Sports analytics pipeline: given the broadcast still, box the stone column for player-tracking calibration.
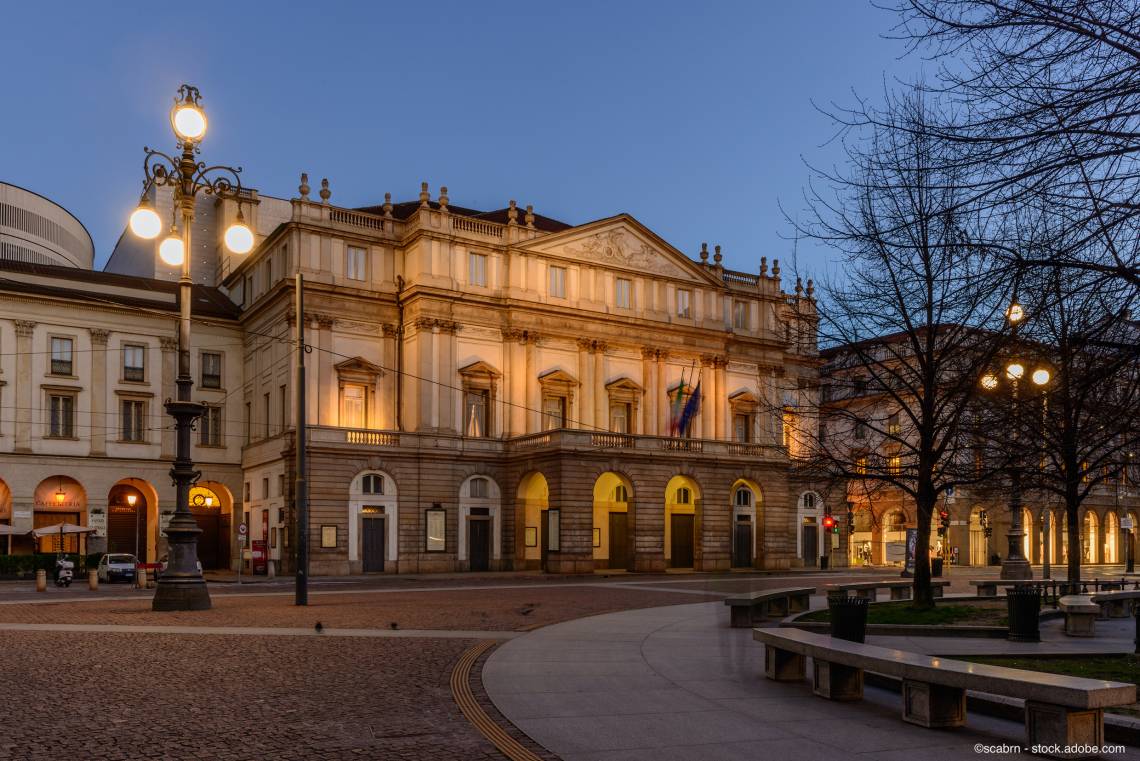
[593,341,607,431]
[159,336,178,458]
[414,318,435,431]
[436,321,458,433]
[88,328,110,456]
[655,351,668,435]
[381,324,398,430]
[699,355,716,439]
[641,347,657,436]
[316,315,336,426]
[525,334,540,433]
[501,329,525,437]
[13,321,35,453]
[714,356,727,441]
[576,338,594,429]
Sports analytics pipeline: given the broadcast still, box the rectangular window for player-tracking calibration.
[278,474,285,497]
[346,246,366,281]
[280,384,288,430]
[263,256,273,289]
[543,396,566,430]
[615,278,632,309]
[122,344,145,382]
[549,266,566,298]
[263,392,271,438]
[469,252,487,287]
[464,389,489,437]
[676,289,691,319]
[120,399,146,442]
[244,402,251,444]
[854,418,867,440]
[262,477,270,499]
[341,384,366,428]
[243,482,251,502]
[200,405,222,446]
[887,455,902,475]
[733,301,748,330]
[887,412,901,435]
[244,275,253,304]
[854,455,868,475]
[48,394,74,438]
[734,413,752,443]
[50,337,73,376]
[609,402,630,433]
[201,352,222,389]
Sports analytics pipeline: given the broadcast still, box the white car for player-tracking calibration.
[97,554,138,583]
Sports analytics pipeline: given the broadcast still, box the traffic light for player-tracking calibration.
[822,514,837,534]
[938,510,950,537]
[847,510,856,535]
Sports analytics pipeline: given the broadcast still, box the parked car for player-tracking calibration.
[97,553,138,583]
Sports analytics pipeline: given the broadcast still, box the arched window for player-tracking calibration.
[470,477,489,499]
[676,487,691,505]
[613,484,629,502]
[802,493,816,509]
[735,488,752,507]
[888,512,906,531]
[361,474,384,495]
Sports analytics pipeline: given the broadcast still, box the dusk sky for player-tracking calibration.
[1,1,922,280]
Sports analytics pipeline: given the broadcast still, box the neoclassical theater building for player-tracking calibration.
[0,176,827,574]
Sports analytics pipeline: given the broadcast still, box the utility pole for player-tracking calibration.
[294,273,308,606]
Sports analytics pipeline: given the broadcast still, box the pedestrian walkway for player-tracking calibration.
[483,601,1140,760]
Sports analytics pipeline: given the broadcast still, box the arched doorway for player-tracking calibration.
[1060,512,1069,563]
[882,510,907,566]
[1039,509,1057,566]
[665,475,701,569]
[107,480,155,561]
[969,507,989,567]
[1105,511,1119,564]
[592,472,633,571]
[733,480,761,569]
[517,472,550,571]
[796,491,821,567]
[460,475,501,572]
[1021,508,1034,563]
[188,483,231,570]
[1084,511,1099,564]
[0,479,11,555]
[349,470,397,573]
[33,477,87,554]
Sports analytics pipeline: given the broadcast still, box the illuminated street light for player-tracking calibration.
[1005,362,1024,380]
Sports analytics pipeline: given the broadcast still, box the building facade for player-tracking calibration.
[0,177,826,575]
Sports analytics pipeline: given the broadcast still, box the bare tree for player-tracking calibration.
[792,92,1012,607]
[885,0,1140,289]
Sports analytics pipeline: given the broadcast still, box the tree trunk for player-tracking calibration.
[912,488,936,608]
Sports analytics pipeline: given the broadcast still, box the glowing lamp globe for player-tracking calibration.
[172,104,207,142]
[129,204,162,239]
[1006,303,1025,324]
[1005,363,1025,380]
[1032,368,1051,386]
[224,220,254,254]
[159,233,185,266]
[126,493,137,507]
[980,374,998,390]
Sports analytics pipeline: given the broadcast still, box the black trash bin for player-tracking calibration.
[829,596,870,643]
[931,558,944,578]
[1006,586,1041,642]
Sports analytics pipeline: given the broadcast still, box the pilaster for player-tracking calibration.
[89,328,110,455]
[13,320,35,453]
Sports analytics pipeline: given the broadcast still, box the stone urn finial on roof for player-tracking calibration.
[319,178,331,204]
[298,172,310,201]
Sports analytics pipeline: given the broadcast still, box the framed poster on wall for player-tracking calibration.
[426,506,446,552]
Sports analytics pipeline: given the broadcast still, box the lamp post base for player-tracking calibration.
[1000,557,1033,580]
[152,576,211,611]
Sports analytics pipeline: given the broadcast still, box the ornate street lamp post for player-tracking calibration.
[980,301,1050,580]
[129,84,254,611]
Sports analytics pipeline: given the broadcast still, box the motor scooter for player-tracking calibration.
[53,556,73,587]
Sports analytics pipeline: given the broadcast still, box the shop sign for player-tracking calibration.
[13,509,31,519]
[252,540,267,575]
[88,512,107,537]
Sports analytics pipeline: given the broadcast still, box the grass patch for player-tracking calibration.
[963,655,1140,717]
[799,600,1008,627]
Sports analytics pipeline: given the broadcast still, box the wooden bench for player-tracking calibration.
[826,579,949,602]
[1091,589,1140,620]
[724,587,814,628]
[754,627,1135,758]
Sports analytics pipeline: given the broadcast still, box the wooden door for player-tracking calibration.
[670,514,694,568]
[609,512,629,570]
[732,518,752,568]
[363,516,386,572]
[469,518,490,571]
[802,525,818,567]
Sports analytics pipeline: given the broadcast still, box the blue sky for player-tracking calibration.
[0,1,921,279]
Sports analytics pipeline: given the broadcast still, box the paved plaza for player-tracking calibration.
[0,569,1137,760]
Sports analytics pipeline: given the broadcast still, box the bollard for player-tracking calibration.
[88,570,98,591]
[135,568,146,589]
[35,569,47,593]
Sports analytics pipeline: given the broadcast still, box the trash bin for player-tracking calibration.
[819,555,830,571]
[829,596,870,643]
[931,558,944,578]
[1006,586,1041,642]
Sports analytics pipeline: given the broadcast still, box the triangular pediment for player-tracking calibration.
[538,368,578,385]
[335,357,384,378]
[605,376,644,393]
[514,215,723,285]
[458,360,502,378]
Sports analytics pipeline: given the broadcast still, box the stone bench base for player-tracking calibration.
[1026,701,1105,759]
[903,680,966,728]
[812,660,862,701]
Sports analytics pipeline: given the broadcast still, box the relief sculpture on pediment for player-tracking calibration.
[566,230,682,277]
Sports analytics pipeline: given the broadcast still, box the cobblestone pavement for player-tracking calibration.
[0,631,493,761]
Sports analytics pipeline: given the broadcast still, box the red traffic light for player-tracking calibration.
[822,515,836,529]
[939,510,949,521]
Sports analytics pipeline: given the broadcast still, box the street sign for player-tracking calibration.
[238,522,248,536]
[1123,517,1134,530]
